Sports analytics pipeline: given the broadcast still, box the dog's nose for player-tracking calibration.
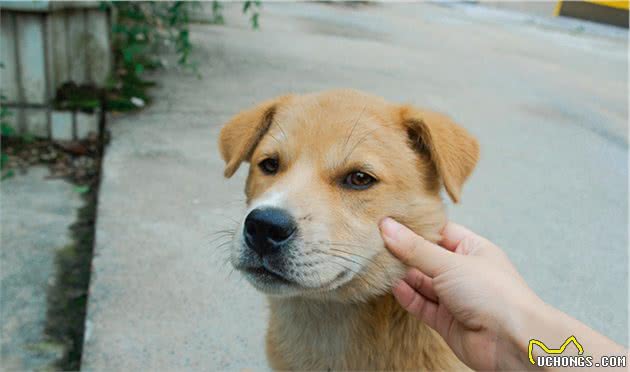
[244,207,297,256]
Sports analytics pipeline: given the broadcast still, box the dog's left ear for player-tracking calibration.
[219,95,293,177]
[400,106,479,203]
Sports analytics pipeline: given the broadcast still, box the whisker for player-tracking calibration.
[268,131,282,146]
[210,228,237,236]
[341,123,399,166]
[300,243,373,287]
[213,241,234,252]
[343,104,367,151]
[305,241,385,269]
[209,232,235,243]
[325,260,373,288]
[210,231,235,239]
[274,120,289,142]
[328,247,378,262]
[305,241,395,288]
[327,252,365,268]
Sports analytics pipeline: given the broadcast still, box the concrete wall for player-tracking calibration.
[0,2,110,139]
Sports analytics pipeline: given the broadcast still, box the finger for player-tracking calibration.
[380,217,455,277]
[441,222,503,259]
[392,280,439,330]
[403,268,438,302]
[439,222,477,251]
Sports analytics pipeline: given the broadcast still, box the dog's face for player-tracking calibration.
[219,90,478,302]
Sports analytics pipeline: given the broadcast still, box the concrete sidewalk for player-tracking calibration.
[1,167,82,370]
[82,2,628,370]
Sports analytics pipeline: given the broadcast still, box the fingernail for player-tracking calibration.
[380,217,402,241]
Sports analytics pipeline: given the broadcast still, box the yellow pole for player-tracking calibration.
[554,1,563,16]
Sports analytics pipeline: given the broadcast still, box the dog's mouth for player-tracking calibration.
[243,266,293,285]
[238,262,352,293]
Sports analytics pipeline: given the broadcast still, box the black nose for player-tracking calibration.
[244,208,297,256]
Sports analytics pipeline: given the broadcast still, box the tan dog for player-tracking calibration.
[219,89,479,370]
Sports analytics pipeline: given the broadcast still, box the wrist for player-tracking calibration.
[498,295,548,370]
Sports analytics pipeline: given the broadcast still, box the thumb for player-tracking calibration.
[380,218,456,277]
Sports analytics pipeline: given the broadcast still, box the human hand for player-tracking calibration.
[379,218,543,371]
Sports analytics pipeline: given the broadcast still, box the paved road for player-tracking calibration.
[83,3,628,370]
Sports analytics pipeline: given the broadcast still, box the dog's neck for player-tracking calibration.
[265,294,464,370]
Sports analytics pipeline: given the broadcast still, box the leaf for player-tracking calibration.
[135,63,145,75]
[1,153,8,169]
[73,185,90,194]
[251,13,259,29]
[21,133,35,143]
[111,24,129,34]
[1,123,15,137]
[0,108,13,118]
[122,43,145,63]
[1,169,14,181]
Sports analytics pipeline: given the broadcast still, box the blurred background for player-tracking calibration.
[1,1,628,370]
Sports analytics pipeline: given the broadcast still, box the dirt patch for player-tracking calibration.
[45,188,98,370]
[1,135,103,185]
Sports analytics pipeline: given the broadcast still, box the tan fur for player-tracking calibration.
[219,94,293,177]
[218,89,479,370]
[400,106,480,203]
[266,295,466,370]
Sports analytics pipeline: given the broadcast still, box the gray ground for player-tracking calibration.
[1,167,82,370]
[82,2,628,370]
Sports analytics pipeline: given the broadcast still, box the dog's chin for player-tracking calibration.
[238,265,356,298]
[241,267,300,296]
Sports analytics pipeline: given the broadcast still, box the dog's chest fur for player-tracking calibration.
[265,294,467,370]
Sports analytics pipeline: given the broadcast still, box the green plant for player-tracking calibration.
[101,1,199,111]
[102,1,263,112]
[0,62,15,137]
[53,82,102,113]
[0,153,12,180]
[1,92,15,180]
[211,1,225,24]
[0,101,14,138]
[243,0,262,29]
[73,185,90,194]
[211,0,262,29]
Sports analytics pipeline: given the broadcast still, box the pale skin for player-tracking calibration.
[379,218,628,371]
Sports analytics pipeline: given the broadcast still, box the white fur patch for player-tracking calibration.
[247,191,287,213]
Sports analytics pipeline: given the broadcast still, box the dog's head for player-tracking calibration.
[219,90,478,302]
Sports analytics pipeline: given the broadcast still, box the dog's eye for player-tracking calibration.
[258,158,279,175]
[343,171,377,190]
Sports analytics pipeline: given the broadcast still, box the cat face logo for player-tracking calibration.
[528,336,584,365]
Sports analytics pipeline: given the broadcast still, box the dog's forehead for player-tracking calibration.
[272,93,398,145]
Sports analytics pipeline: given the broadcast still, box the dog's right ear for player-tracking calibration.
[400,105,479,203]
[219,95,293,178]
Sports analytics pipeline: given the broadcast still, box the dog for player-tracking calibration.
[219,89,479,370]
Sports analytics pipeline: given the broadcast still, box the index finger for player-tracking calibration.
[380,218,456,277]
[439,222,477,251]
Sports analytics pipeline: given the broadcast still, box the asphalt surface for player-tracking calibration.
[82,2,628,370]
